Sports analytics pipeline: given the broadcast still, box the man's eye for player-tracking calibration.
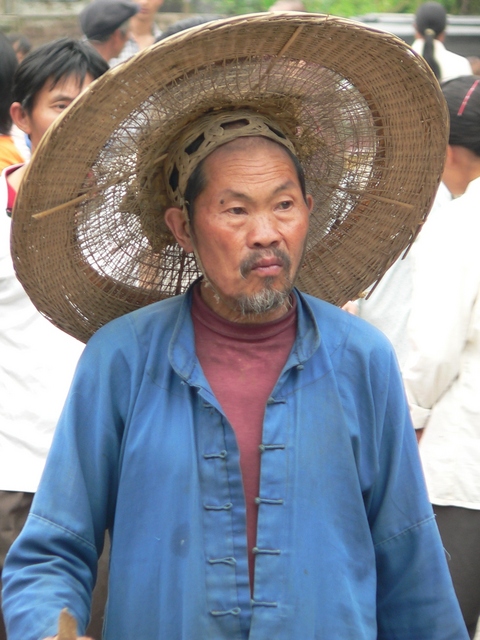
[278,200,293,210]
[229,207,245,215]
[55,102,69,110]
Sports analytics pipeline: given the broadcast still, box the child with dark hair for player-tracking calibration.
[412,2,471,81]
[0,37,108,640]
[404,75,480,638]
[0,32,23,171]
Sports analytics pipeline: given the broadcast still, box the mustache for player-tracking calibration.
[239,248,292,279]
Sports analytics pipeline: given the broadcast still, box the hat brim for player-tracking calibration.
[12,13,448,343]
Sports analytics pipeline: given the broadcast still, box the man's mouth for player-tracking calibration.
[251,257,284,276]
[240,249,291,279]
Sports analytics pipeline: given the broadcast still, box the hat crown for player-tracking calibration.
[165,110,296,208]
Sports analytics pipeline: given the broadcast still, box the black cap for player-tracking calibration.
[80,0,139,40]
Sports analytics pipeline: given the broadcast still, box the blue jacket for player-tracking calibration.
[2,289,467,639]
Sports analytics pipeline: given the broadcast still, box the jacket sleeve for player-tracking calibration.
[1,319,141,640]
[360,338,468,639]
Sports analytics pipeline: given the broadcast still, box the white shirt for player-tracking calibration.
[411,38,472,82]
[109,24,162,67]
[0,167,84,492]
[356,183,452,368]
[403,176,480,509]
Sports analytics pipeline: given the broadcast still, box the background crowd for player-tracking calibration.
[1,0,480,637]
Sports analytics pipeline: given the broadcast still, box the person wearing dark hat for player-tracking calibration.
[80,0,139,64]
[412,1,471,81]
[109,0,163,66]
[1,14,469,640]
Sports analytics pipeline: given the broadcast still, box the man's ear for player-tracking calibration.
[10,102,32,136]
[306,193,314,214]
[164,207,195,253]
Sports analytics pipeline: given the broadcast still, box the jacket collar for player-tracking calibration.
[168,285,321,391]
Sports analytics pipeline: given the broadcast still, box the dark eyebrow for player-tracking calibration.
[50,93,75,102]
[219,189,253,203]
[272,180,299,195]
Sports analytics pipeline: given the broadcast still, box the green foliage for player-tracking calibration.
[306,0,400,16]
[201,0,479,17]
[205,0,270,13]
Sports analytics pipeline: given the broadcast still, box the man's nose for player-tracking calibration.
[248,212,282,248]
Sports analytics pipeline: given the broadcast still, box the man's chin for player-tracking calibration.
[235,282,293,316]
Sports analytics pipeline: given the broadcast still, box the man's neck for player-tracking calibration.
[130,14,156,39]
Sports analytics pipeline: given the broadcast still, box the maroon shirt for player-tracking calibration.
[192,284,296,589]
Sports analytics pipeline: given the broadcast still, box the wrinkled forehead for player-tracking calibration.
[200,135,302,185]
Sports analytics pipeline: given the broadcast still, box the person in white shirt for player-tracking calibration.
[0,38,108,640]
[412,1,472,82]
[403,75,480,639]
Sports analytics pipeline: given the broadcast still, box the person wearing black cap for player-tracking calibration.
[80,0,139,65]
[412,1,471,81]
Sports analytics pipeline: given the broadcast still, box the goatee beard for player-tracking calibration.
[236,278,293,316]
[236,247,293,316]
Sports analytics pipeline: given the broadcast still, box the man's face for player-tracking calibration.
[111,28,129,59]
[169,137,313,322]
[21,73,94,151]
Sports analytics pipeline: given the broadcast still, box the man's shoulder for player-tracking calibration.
[88,294,185,350]
[300,290,392,351]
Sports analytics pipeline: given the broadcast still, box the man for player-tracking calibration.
[0,38,108,640]
[80,0,139,65]
[1,14,469,640]
[109,0,163,65]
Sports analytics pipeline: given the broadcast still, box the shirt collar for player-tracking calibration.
[168,284,321,393]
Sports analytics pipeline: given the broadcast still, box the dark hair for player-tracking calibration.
[12,37,109,114]
[0,31,18,135]
[415,2,447,79]
[8,34,32,58]
[184,138,307,221]
[442,75,480,157]
[154,15,220,43]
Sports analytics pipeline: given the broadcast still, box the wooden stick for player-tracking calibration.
[57,609,77,640]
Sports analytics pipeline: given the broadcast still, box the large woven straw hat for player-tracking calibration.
[11,13,448,343]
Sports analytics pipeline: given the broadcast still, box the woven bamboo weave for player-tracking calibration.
[11,12,448,343]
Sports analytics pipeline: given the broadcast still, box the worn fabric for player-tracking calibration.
[2,288,468,640]
[412,38,472,82]
[0,167,84,493]
[404,176,480,508]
